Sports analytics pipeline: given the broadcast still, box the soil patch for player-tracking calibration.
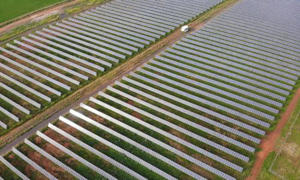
[247,88,300,179]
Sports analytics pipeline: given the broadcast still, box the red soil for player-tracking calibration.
[247,88,300,179]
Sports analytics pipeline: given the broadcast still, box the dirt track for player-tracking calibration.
[0,0,79,34]
[247,88,300,180]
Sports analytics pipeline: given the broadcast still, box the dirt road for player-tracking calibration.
[247,88,300,180]
[0,0,79,34]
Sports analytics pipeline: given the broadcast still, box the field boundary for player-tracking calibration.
[0,0,70,28]
[247,88,300,180]
[268,105,300,179]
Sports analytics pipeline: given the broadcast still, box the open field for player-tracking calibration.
[258,96,300,180]
[0,0,299,179]
[0,0,224,136]
[0,0,66,23]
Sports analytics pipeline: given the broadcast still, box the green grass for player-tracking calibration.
[0,0,65,23]
[0,14,60,42]
[258,98,300,180]
[0,162,21,180]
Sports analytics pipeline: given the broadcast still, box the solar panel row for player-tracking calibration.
[3,0,299,179]
[1,0,215,129]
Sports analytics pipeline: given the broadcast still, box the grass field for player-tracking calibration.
[259,98,300,180]
[0,0,65,23]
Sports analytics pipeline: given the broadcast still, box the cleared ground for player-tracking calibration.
[258,94,300,180]
[0,0,65,23]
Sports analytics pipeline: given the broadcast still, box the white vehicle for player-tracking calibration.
[181,25,190,32]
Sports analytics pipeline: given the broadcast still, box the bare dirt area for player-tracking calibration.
[282,142,300,158]
[247,88,300,180]
[0,0,79,35]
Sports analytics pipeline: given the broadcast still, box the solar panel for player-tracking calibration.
[12,148,58,180]
[220,13,300,38]
[50,25,132,55]
[61,20,144,48]
[174,43,293,92]
[2,46,79,85]
[108,2,186,22]
[124,0,201,15]
[0,94,30,115]
[61,111,176,180]
[87,10,167,36]
[31,32,114,66]
[0,106,19,122]
[145,62,278,114]
[183,36,298,82]
[211,18,300,45]
[76,102,234,179]
[197,29,300,63]
[37,131,117,180]
[205,23,300,53]
[115,80,259,147]
[0,121,7,129]
[0,52,71,90]
[24,139,87,180]
[111,0,191,21]
[22,36,105,72]
[104,3,184,24]
[78,14,157,41]
[169,47,290,96]
[99,5,179,27]
[132,0,204,13]
[203,27,298,56]
[190,30,300,77]
[0,82,41,109]
[165,48,286,101]
[7,43,88,81]
[43,30,122,61]
[3,0,299,178]
[14,40,96,76]
[91,8,174,30]
[204,25,300,57]
[68,17,150,45]
[212,18,300,46]
[190,32,300,68]
[90,96,243,171]
[156,55,282,107]
[0,156,29,180]
[132,70,273,123]
[0,72,51,102]
[49,120,146,180]
[98,91,250,161]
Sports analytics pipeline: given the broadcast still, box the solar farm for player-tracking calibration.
[0,0,223,132]
[0,0,300,179]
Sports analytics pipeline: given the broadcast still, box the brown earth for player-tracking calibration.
[283,142,300,158]
[247,88,300,180]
